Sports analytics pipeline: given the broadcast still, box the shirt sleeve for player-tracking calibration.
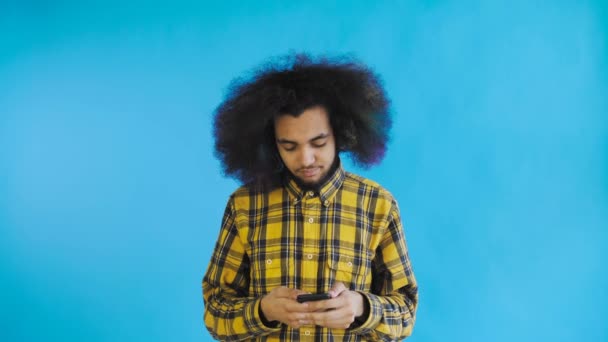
[349,200,419,340]
[202,197,281,341]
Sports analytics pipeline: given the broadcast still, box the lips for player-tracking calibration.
[299,167,320,178]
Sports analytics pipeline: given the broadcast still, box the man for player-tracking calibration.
[203,54,418,341]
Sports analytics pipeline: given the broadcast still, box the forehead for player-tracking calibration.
[274,106,332,140]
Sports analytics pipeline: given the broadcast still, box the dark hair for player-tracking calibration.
[213,53,392,188]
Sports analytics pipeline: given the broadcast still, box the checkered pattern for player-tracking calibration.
[203,166,418,341]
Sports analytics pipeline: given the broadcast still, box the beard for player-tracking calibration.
[288,157,340,191]
[294,171,326,188]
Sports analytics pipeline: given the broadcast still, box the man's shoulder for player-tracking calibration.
[230,184,255,197]
[228,183,283,200]
[343,171,395,200]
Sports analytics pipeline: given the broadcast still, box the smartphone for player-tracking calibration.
[296,293,331,303]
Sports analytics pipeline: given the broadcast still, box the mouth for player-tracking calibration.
[299,167,320,178]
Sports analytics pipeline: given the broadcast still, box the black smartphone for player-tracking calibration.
[296,293,331,303]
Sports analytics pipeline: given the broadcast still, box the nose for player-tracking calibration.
[299,146,315,167]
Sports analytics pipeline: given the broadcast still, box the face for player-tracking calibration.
[274,106,336,187]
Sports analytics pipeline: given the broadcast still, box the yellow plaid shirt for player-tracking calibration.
[203,165,418,341]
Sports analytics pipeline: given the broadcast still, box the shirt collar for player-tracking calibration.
[284,159,345,206]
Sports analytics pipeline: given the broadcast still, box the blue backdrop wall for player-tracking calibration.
[1,1,606,341]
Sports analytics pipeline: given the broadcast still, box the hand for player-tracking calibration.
[260,286,312,328]
[305,282,366,329]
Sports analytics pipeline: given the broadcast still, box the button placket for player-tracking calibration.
[301,194,321,293]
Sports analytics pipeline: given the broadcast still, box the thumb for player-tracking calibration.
[328,282,347,298]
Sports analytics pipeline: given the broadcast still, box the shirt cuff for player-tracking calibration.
[347,292,383,334]
[243,298,282,335]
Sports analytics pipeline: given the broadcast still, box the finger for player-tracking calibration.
[328,282,347,297]
[290,289,310,301]
[305,298,334,312]
[309,309,341,328]
[307,292,349,312]
[311,307,354,329]
[272,286,293,298]
[298,319,314,326]
[285,300,311,313]
[287,312,314,328]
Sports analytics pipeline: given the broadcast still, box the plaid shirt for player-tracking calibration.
[203,165,418,341]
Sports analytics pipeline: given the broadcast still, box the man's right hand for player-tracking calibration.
[260,287,313,328]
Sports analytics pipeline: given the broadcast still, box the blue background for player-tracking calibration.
[1,1,607,341]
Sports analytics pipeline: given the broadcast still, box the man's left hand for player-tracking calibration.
[304,282,366,329]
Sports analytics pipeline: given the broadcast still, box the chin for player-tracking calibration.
[298,178,319,187]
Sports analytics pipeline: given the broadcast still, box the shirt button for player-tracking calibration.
[323,200,330,206]
[347,261,353,267]
[307,254,313,260]
[304,330,311,336]
[266,259,272,265]
[307,191,314,197]
[308,217,314,223]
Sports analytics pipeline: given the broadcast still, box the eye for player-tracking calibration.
[312,138,327,148]
[282,145,296,152]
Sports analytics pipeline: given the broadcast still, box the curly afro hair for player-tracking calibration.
[213,53,392,188]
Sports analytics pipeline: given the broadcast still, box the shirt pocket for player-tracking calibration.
[326,250,373,291]
[251,249,284,295]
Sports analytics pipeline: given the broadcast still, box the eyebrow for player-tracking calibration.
[276,133,330,145]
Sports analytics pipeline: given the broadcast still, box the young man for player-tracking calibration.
[203,54,418,341]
